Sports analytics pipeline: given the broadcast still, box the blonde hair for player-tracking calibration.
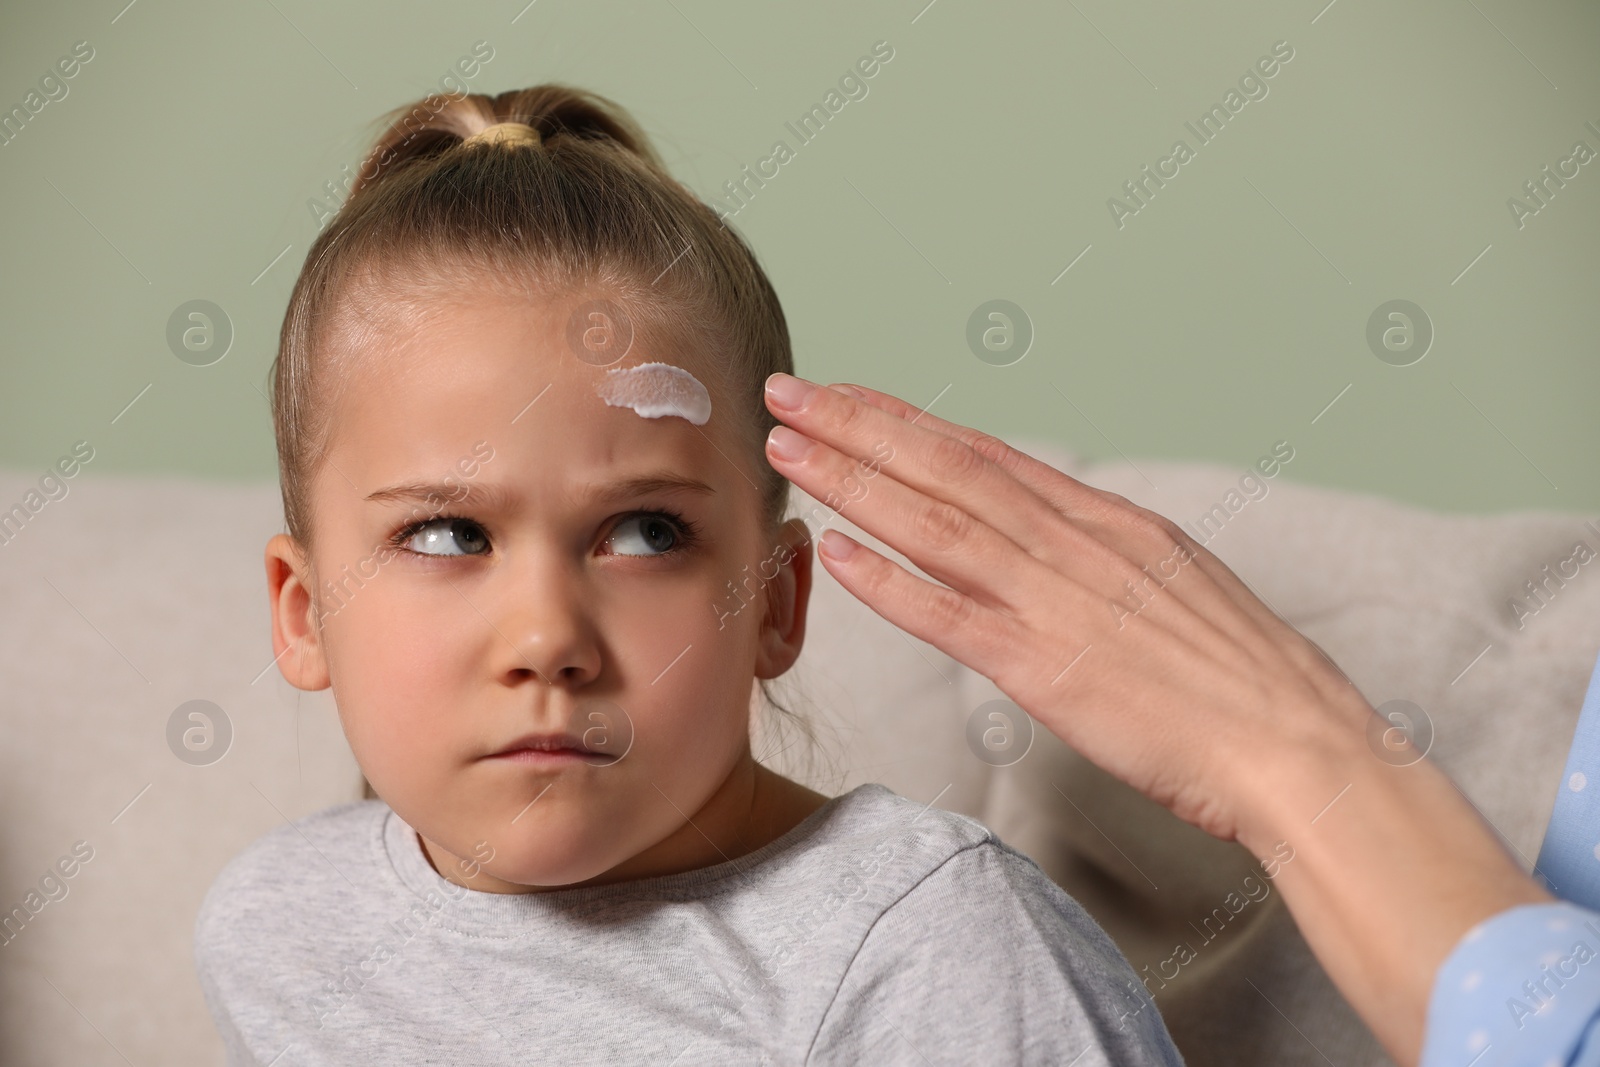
[269,85,824,799]
[271,84,794,556]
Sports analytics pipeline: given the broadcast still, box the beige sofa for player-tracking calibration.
[3,438,1593,1066]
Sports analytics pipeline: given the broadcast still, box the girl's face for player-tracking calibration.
[265,287,813,891]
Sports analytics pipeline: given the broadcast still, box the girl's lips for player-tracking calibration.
[483,724,626,766]
[486,746,618,767]
[489,747,584,764]
[484,730,591,758]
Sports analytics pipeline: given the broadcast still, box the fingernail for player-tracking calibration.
[765,372,817,411]
[829,384,866,400]
[819,529,858,561]
[767,425,813,462]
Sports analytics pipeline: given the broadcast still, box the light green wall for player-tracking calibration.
[2,0,1596,512]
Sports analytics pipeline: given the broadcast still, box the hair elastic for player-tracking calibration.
[463,121,542,148]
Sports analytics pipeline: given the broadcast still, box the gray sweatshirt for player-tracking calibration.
[193,782,1185,1065]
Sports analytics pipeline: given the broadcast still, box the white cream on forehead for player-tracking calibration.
[593,361,712,426]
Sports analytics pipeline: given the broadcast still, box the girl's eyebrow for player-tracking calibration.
[364,472,716,510]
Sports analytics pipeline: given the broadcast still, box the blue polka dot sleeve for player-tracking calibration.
[1421,902,1600,1067]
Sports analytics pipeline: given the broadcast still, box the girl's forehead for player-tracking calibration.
[321,298,739,504]
[342,329,718,441]
[339,287,718,404]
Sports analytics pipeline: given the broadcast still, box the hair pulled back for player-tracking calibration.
[270,84,794,554]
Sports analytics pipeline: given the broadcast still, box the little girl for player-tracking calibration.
[193,83,1185,1066]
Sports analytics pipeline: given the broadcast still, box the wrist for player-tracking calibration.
[1228,696,1552,1064]
[1228,688,1373,863]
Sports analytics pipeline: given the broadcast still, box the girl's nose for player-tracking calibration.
[486,566,602,689]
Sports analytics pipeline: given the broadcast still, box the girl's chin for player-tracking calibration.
[441,824,650,889]
[473,851,640,892]
[416,791,702,890]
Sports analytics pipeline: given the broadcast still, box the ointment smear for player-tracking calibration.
[594,362,712,425]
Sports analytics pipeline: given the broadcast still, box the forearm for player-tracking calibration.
[1236,718,1552,1067]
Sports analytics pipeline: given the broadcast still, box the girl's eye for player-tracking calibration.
[605,511,698,558]
[392,517,490,557]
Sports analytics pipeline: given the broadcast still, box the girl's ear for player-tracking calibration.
[265,533,332,691]
[754,518,814,681]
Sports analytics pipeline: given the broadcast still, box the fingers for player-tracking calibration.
[825,379,1242,611]
[821,378,1298,665]
[814,527,1052,691]
[772,407,1257,679]
[814,525,1255,744]
[825,381,1130,518]
[770,376,1080,574]
[798,380,1259,650]
[768,410,1064,616]
[775,377,1187,633]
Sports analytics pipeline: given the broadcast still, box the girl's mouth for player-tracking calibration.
[483,731,617,767]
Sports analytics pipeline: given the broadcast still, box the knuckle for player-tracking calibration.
[1106,496,1170,542]
[1100,489,1139,518]
[966,431,1011,466]
[1151,519,1201,563]
[921,584,976,632]
[1097,487,1135,509]
[928,433,985,486]
[1081,487,1135,525]
[1108,556,1156,595]
[1157,516,1200,557]
[912,499,972,553]
[1134,506,1186,545]
[828,388,874,438]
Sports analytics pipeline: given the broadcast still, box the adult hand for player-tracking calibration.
[761,370,1362,850]
[760,371,1552,1067]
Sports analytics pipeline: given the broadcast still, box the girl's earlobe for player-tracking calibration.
[753,520,814,680]
[264,534,333,691]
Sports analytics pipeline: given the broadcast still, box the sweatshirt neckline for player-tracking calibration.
[380,784,880,927]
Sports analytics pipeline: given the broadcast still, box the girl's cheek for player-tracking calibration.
[331,593,471,692]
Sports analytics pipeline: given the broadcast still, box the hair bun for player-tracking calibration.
[349,83,666,202]
[463,121,542,149]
